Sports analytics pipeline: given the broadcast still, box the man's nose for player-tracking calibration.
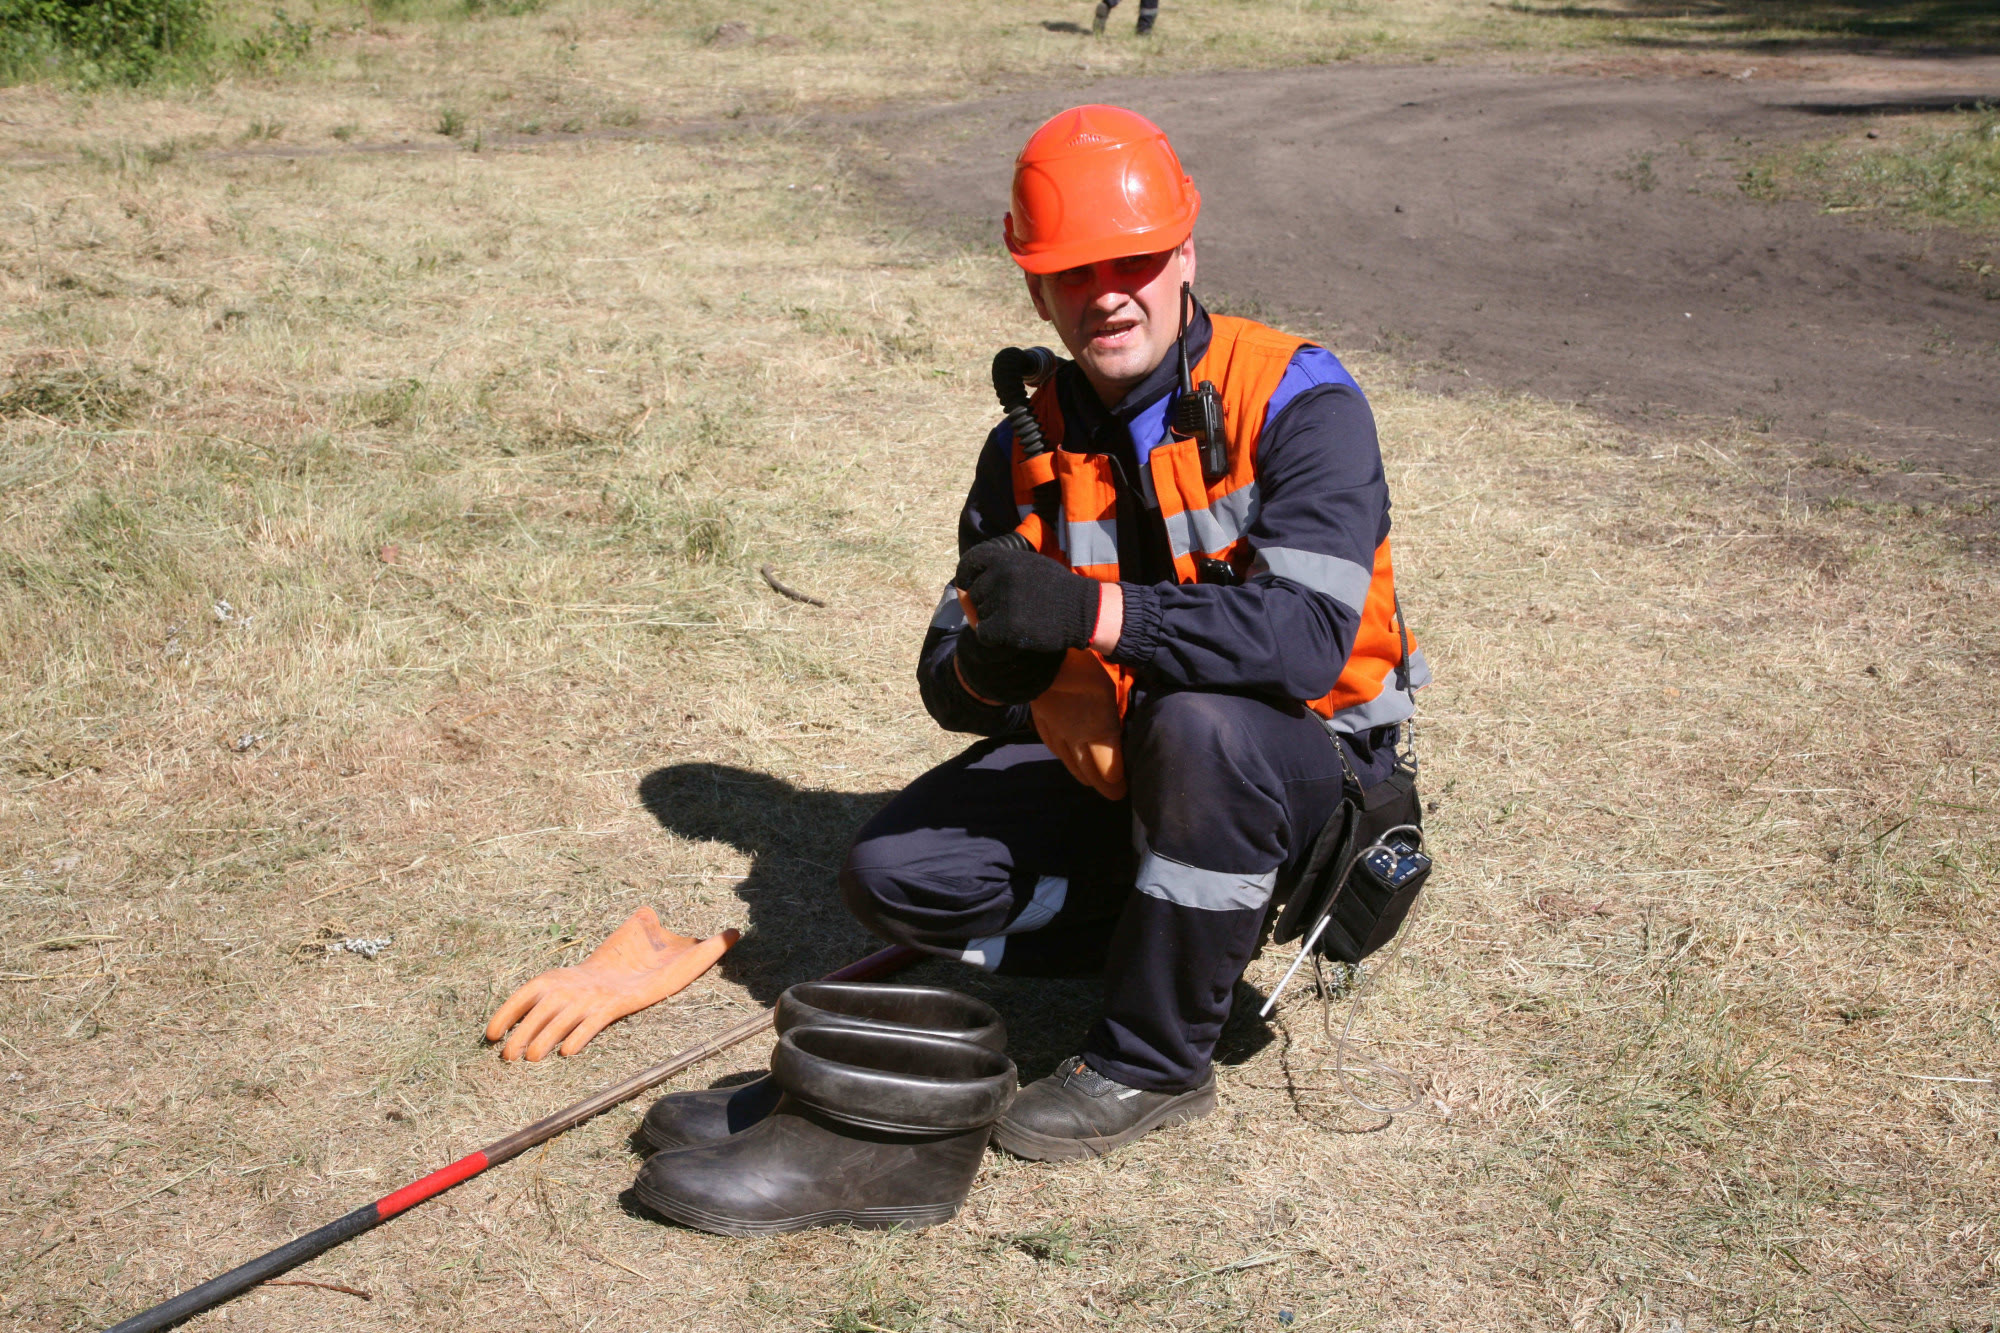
[1086,271,1130,307]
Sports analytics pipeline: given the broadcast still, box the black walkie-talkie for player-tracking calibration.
[1170,282,1228,484]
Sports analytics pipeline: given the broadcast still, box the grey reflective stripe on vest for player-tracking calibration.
[1250,546,1373,613]
[1059,515,1119,568]
[1323,647,1431,735]
[1165,483,1260,560]
[929,584,968,630]
[1406,645,1433,690]
[1134,849,1278,913]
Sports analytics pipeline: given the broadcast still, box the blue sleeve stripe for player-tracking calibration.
[1262,346,1363,435]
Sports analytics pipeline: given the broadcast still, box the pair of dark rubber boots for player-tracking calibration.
[630,983,1014,1236]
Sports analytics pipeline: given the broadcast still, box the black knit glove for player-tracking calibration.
[954,540,1101,655]
[953,634,1065,706]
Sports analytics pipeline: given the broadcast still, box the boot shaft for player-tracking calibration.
[634,1026,1018,1236]
[776,982,1006,1051]
[773,1026,1016,1135]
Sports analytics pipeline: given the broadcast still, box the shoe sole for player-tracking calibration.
[631,1184,961,1237]
[990,1080,1217,1162]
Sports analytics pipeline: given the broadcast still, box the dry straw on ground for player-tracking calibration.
[3,11,1997,1333]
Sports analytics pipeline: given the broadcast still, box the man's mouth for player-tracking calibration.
[1087,318,1140,349]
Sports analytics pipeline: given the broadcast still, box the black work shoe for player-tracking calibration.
[636,983,1006,1153]
[1134,11,1155,34]
[632,1026,1017,1236]
[992,1056,1215,1161]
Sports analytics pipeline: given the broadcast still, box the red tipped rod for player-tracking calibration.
[104,944,923,1333]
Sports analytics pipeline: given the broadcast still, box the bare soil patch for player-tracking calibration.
[876,57,2000,481]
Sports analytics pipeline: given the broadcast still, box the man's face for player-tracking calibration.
[1027,237,1195,406]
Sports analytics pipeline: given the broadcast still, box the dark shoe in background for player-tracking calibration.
[1092,0,1110,34]
[633,1026,1017,1236]
[636,982,1006,1153]
[992,1055,1214,1161]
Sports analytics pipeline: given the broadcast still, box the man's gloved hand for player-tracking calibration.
[955,538,1101,655]
[955,633,1065,706]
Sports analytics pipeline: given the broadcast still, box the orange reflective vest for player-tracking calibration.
[1007,315,1420,736]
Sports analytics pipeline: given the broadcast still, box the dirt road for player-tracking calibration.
[875,57,1999,477]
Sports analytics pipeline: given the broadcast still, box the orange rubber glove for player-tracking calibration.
[1031,648,1128,801]
[485,907,740,1062]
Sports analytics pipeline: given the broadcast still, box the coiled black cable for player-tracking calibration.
[991,346,1062,530]
[991,345,1059,458]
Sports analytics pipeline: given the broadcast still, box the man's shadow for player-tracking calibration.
[635,762,1274,1083]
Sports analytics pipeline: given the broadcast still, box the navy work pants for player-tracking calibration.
[840,690,1365,1092]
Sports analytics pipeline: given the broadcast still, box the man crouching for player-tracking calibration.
[840,105,1428,1160]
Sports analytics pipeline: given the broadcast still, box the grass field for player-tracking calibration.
[3,4,1999,1331]
[1745,106,2000,241]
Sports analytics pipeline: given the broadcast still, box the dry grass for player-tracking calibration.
[1743,107,2000,248]
[3,15,1998,1333]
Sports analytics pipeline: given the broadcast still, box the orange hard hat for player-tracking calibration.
[1003,105,1201,275]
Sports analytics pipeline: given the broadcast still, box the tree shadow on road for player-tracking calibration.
[1503,0,1999,55]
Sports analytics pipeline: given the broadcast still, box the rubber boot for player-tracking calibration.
[632,1026,1017,1236]
[636,983,1005,1153]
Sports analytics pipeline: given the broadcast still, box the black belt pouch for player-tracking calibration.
[1269,763,1423,965]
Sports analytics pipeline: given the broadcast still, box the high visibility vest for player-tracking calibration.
[1006,315,1421,736]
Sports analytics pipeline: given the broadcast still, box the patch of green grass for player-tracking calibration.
[58,489,194,595]
[0,365,149,423]
[1745,109,2000,233]
[229,6,311,71]
[0,0,213,86]
[1,0,313,86]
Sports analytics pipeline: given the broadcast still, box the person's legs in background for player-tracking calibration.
[1091,0,1158,35]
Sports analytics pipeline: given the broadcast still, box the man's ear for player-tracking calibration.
[1025,271,1053,323]
[1180,235,1197,288]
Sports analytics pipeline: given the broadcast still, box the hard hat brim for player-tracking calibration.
[1005,199,1199,275]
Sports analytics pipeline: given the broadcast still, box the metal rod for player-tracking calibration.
[104,944,924,1332]
[1259,914,1332,1018]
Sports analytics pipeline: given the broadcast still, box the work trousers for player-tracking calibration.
[839,689,1360,1092]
